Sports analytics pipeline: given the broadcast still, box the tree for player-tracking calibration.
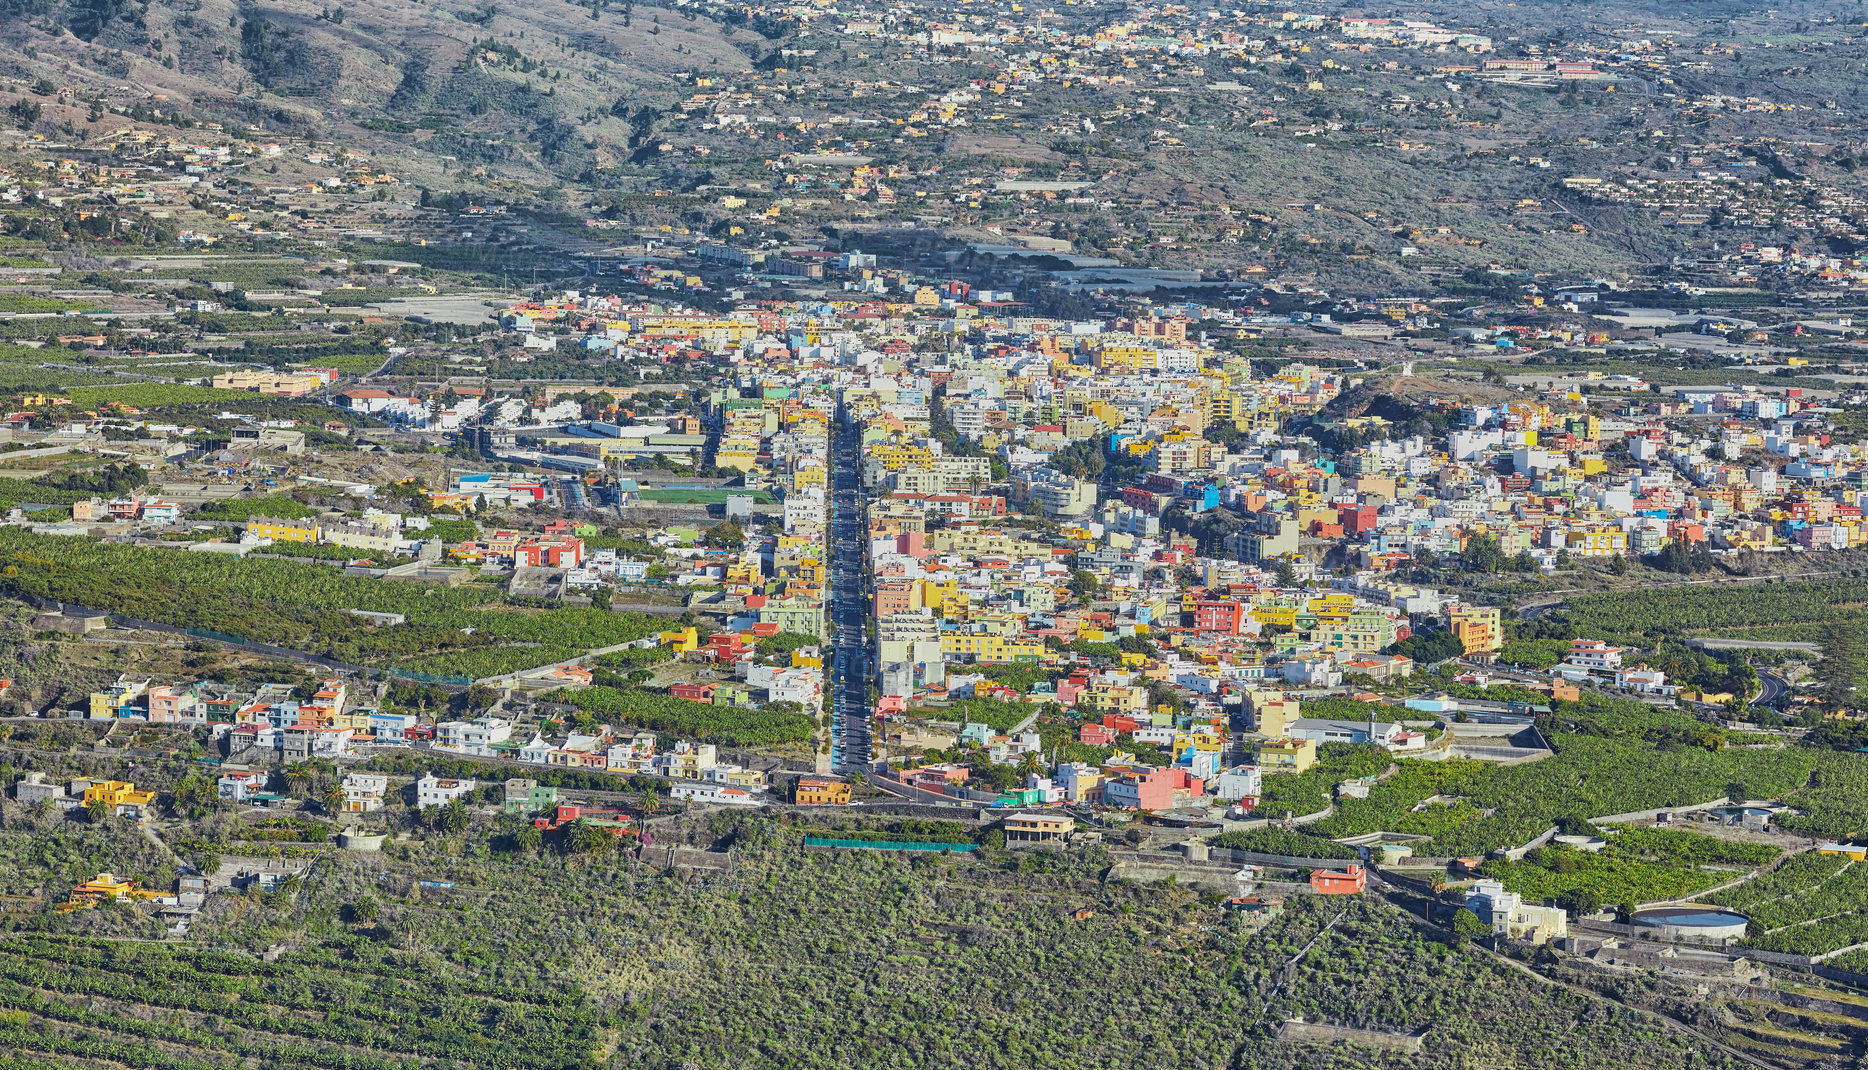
[1274,558,1296,587]
[703,519,745,549]
[1724,781,1749,805]
[1554,888,1600,917]
[349,897,379,925]
[85,797,110,824]
[1607,553,1627,576]
[1460,534,1505,574]
[1068,569,1102,605]
[1449,907,1488,946]
[322,783,345,812]
[437,799,469,834]
[1048,439,1105,481]
[515,823,544,853]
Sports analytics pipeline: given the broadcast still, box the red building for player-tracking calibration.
[704,633,750,662]
[670,683,716,703]
[1192,600,1246,636]
[1101,713,1140,735]
[513,535,585,568]
[1103,767,1204,810]
[534,803,633,836]
[1310,864,1366,895]
[1339,505,1379,536]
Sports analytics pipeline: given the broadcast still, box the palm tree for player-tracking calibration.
[1017,753,1043,778]
[322,783,345,813]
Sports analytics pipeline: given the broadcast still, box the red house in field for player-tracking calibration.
[534,803,633,836]
[670,683,716,703]
[1079,723,1115,746]
[1310,864,1366,895]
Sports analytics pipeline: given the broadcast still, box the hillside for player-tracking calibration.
[0,0,756,186]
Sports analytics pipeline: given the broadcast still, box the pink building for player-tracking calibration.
[1103,767,1204,810]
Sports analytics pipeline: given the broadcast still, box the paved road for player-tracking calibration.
[1756,669,1790,707]
[827,413,873,773]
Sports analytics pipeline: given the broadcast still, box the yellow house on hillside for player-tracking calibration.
[247,515,319,544]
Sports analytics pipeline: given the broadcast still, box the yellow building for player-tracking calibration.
[83,780,156,818]
[1249,692,1300,737]
[1251,601,1301,630]
[1448,604,1503,655]
[1092,343,1159,373]
[659,626,699,653]
[1258,737,1318,775]
[1080,681,1150,714]
[247,515,319,544]
[69,873,139,904]
[940,634,1044,663]
[1563,529,1627,557]
[871,444,935,472]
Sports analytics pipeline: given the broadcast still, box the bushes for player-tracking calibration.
[1309,759,1489,841]
[926,697,1035,733]
[1559,578,1868,645]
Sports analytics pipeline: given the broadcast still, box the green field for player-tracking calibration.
[1479,827,1778,908]
[1557,578,1868,646]
[1259,698,1868,860]
[0,528,663,677]
[1710,852,1868,957]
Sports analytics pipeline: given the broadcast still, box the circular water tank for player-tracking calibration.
[1631,906,1748,942]
[337,830,386,852]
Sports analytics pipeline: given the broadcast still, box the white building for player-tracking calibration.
[1214,765,1263,802]
[415,774,476,809]
[339,773,390,813]
[217,772,265,803]
[1466,879,1569,943]
[669,782,761,806]
[434,716,512,756]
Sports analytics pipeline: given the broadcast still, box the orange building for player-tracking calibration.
[794,778,852,805]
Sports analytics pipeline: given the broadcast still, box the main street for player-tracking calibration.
[827,412,873,773]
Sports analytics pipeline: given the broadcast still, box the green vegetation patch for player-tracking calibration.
[1212,826,1360,860]
[1710,851,1868,957]
[553,685,814,746]
[0,528,662,677]
[1559,578,1868,646]
[1251,742,1392,820]
[1481,827,1778,909]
